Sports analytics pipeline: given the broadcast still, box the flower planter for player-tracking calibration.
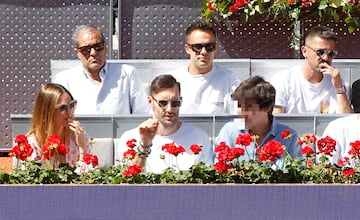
[0,184,359,219]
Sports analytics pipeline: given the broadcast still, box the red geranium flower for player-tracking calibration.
[301,146,315,157]
[235,0,249,7]
[235,133,252,147]
[229,4,239,13]
[126,139,137,148]
[215,141,245,162]
[298,134,317,146]
[317,136,336,156]
[256,140,285,163]
[9,134,33,161]
[83,153,99,167]
[123,164,143,177]
[215,142,230,153]
[214,161,231,174]
[42,134,67,160]
[338,157,350,167]
[207,1,216,10]
[123,149,137,160]
[343,168,355,177]
[227,147,245,161]
[281,129,292,140]
[162,142,185,156]
[348,141,360,159]
[190,144,202,155]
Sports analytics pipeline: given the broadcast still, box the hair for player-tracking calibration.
[27,83,74,147]
[304,26,337,45]
[72,24,105,48]
[150,74,181,96]
[185,21,216,41]
[351,79,360,113]
[231,75,276,118]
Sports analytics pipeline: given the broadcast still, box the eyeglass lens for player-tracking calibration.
[58,101,77,112]
[152,97,181,108]
[315,49,337,58]
[307,46,337,58]
[78,42,105,55]
[188,43,216,53]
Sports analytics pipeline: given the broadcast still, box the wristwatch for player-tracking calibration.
[335,85,346,94]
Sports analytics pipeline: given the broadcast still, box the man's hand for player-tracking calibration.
[319,62,342,88]
[138,118,159,146]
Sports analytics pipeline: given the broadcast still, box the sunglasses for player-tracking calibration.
[306,46,338,58]
[187,42,216,53]
[151,96,181,108]
[56,100,77,113]
[78,42,105,56]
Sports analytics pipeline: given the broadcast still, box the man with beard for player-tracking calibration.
[115,74,214,174]
[270,26,353,114]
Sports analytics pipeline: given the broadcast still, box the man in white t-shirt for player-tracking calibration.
[168,21,240,114]
[271,26,353,114]
[54,24,149,115]
[115,74,214,174]
[322,114,360,167]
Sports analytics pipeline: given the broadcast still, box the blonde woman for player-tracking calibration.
[26,83,90,167]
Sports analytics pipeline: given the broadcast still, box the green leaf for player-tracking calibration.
[330,0,342,8]
[318,0,328,10]
[348,26,356,33]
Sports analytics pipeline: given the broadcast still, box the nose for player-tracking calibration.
[89,47,98,56]
[200,47,208,54]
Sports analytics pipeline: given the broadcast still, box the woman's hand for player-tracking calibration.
[68,120,86,159]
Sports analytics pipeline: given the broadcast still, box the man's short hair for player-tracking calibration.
[72,24,105,48]
[305,26,337,45]
[150,74,181,96]
[185,21,216,41]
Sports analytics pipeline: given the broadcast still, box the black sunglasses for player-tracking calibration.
[306,46,338,58]
[187,42,216,53]
[78,42,105,55]
[151,96,181,108]
[56,100,77,112]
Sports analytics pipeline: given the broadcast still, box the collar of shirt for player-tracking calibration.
[239,117,278,147]
[82,62,108,85]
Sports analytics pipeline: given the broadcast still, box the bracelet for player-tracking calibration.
[140,141,153,149]
[136,146,151,158]
[335,85,346,94]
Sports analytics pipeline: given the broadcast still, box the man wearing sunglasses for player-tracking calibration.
[116,75,214,174]
[168,21,240,114]
[271,26,353,114]
[53,24,149,115]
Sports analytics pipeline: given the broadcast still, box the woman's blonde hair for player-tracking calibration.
[27,83,74,147]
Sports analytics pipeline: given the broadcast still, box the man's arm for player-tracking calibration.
[336,92,354,113]
[320,62,353,113]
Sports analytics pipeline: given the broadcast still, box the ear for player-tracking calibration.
[74,48,81,59]
[147,96,152,105]
[184,44,191,55]
[301,45,307,59]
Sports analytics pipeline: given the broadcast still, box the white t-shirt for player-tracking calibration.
[271,66,348,114]
[322,114,360,166]
[53,62,150,115]
[115,123,214,174]
[168,64,240,114]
